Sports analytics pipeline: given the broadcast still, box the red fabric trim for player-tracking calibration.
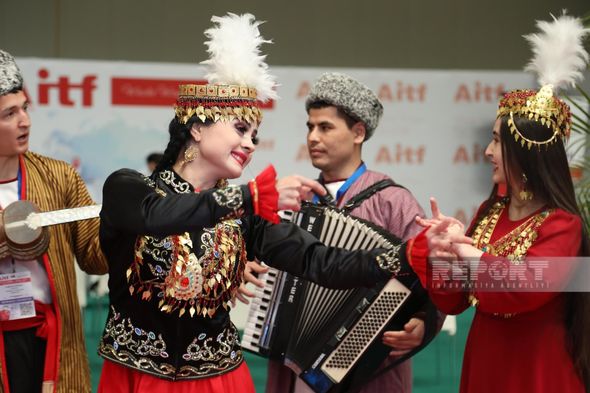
[407,227,430,288]
[98,359,255,393]
[248,181,259,216]
[42,253,60,392]
[0,329,9,393]
[0,302,57,387]
[253,165,279,224]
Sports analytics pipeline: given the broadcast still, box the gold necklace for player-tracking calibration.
[468,201,552,310]
[472,200,552,261]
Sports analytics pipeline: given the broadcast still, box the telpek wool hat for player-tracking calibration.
[306,72,383,140]
[0,49,24,96]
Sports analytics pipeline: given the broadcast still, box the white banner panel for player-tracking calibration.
[16,58,538,225]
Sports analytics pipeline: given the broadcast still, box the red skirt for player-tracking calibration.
[98,360,256,393]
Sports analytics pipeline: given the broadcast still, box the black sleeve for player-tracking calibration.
[100,169,253,236]
[244,216,413,290]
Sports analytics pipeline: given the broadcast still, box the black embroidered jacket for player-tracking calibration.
[97,169,407,381]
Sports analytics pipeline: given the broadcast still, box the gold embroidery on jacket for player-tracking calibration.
[212,185,243,209]
[127,171,247,318]
[98,307,243,379]
[128,223,246,318]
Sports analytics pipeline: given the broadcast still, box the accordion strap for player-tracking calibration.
[341,179,403,213]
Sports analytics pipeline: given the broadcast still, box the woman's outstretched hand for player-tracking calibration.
[416,197,465,233]
[426,217,486,265]
[425,218,472,260]
[276,175,326,211]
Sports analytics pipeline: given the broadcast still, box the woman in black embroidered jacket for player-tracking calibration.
[96,13,410,393]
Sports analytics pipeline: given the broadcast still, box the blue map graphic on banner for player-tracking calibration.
[40,119,168,201]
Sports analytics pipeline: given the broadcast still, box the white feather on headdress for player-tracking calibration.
[524,12,590,89]
[201,13,278,102]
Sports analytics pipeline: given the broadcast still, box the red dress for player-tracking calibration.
[409,201,585,393]
[98,360,255,393]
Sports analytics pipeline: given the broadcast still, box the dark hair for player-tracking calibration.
[468,114,590,389]
[146,152,164,165]
[307,100,360,129]
[5,87,23,95]
[154,116,212,173]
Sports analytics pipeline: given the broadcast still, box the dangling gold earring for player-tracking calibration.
[519,173,534,201]
[182,145,198,166]
[216,178,228,188]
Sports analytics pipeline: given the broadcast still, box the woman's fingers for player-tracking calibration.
[415,216,441,228]
[447,232,473,245]
[430,197,441,219]
[248,261,269,274]
[296,176,325,196]
[277,175,325,211]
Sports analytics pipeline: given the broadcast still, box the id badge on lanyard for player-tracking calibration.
[0,157,36,320]
[0,271,36,321]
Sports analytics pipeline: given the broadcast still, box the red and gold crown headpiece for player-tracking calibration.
[174,13,277,125]
[497,85,572,148]
[497,13,589,149]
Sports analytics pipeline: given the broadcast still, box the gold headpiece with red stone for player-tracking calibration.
[496,85,572,149]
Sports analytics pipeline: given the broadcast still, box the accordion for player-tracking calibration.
[241,202,428,393]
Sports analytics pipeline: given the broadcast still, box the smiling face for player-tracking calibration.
[0,91,30,158]
[192,119,258,180]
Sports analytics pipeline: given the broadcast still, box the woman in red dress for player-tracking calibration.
[406,14,590,393]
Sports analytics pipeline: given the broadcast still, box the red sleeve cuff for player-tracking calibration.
[249,164,280,224]
[407,227,430,288]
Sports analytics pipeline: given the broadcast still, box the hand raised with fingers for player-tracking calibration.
[276,175,326,211]
[416,198,465,234]
[425,218,472,258]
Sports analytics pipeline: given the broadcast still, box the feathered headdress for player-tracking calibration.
[497,12,590,149]
[175,13,277,124]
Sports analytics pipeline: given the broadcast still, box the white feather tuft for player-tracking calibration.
[201,13,278,102]
[524,12,590,89]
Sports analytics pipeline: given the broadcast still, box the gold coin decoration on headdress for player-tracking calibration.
[496,85,572,150]
[174,84,263,124]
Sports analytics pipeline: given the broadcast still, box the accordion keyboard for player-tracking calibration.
[241,265,281,354]
[239,203,418,392]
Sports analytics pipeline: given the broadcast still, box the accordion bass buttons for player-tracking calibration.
[319,280,412,384]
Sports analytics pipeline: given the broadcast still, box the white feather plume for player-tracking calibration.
[524,12,590,89]
[201,13,278,102]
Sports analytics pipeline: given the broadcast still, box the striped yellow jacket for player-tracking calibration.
[0,152,108,393]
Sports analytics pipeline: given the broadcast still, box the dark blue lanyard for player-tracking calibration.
[313,163,367,204]
[17,164,23,200]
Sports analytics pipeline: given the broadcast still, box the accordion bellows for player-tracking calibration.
[241,203,428,392]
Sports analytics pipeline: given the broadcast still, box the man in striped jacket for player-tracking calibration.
[0,49,107,393]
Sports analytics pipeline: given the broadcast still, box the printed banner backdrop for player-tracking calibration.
[17,57,542,222]
[19,57,586,321]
